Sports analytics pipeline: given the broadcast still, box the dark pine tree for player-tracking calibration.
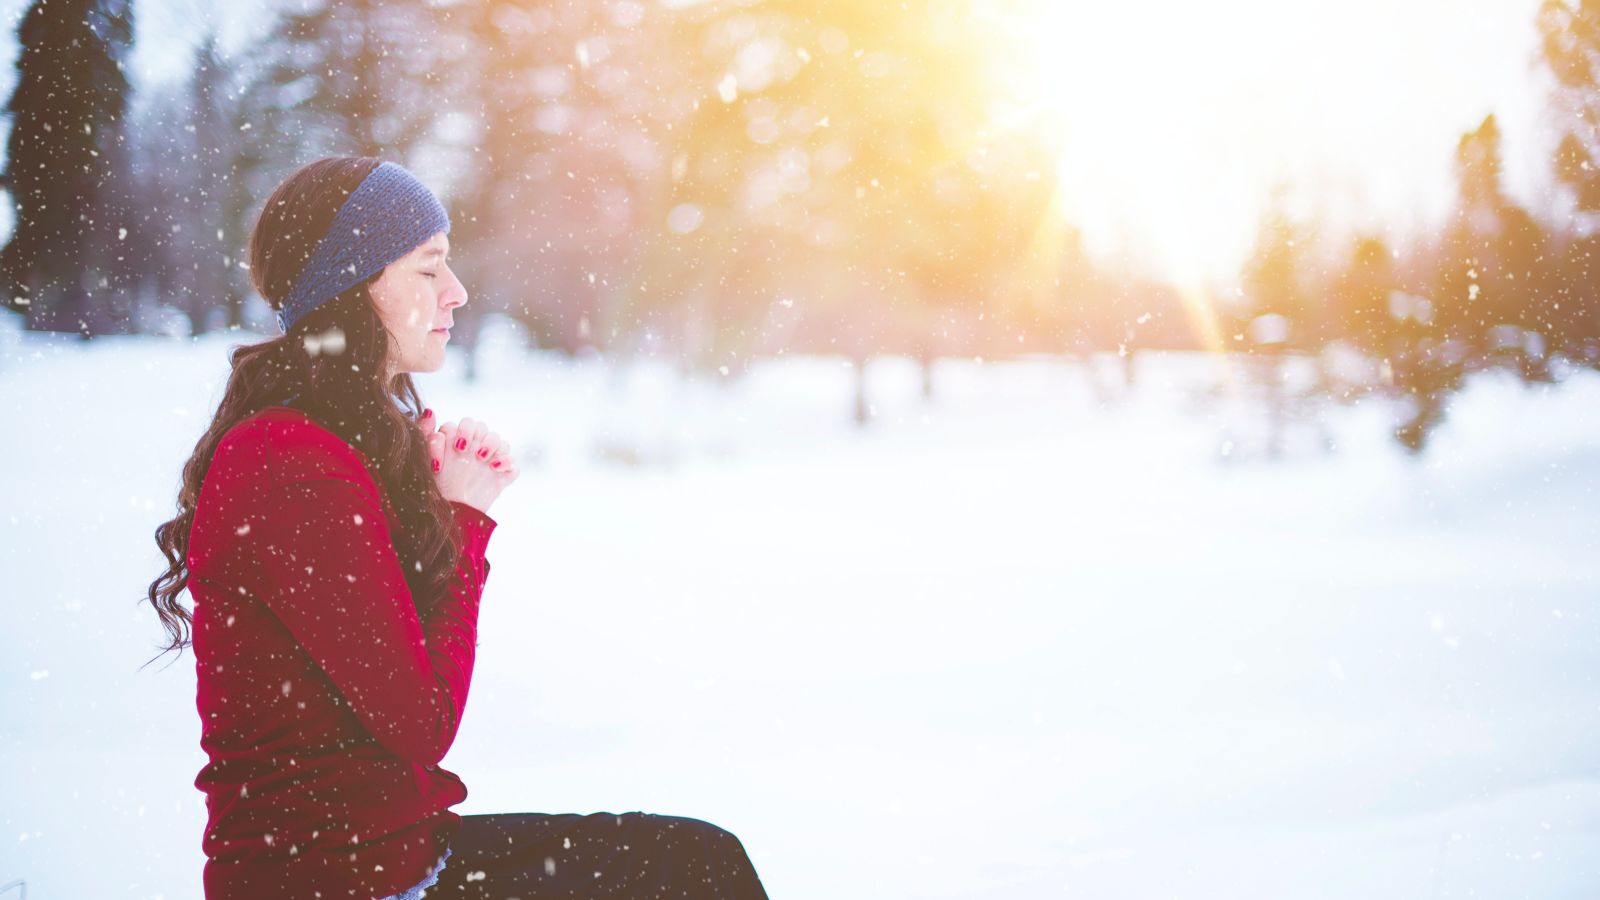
[1,0,135,336]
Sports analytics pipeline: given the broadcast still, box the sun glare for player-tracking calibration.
[986,0,1543,290]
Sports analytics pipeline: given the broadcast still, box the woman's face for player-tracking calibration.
[367,231,467,376]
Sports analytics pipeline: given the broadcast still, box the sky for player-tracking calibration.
[0,0,1563,287]
[997,0,1554,284]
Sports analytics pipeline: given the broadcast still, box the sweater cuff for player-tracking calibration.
[449,500,498,560]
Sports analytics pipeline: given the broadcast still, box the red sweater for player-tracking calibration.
[186,405,496,900]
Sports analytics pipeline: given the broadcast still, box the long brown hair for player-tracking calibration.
[143,156,460,666]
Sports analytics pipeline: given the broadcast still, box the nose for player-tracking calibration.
[441,268,467,310]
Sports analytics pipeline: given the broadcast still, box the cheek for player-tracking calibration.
[371,279,423,328]
[401,289,433,329]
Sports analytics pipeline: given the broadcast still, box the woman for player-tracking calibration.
[145,157,770,900]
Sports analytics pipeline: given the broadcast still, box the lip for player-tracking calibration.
[431,327,451,337]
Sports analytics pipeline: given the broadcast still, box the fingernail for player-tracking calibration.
[431,458,441,472]
[478,448,489,459]
[491,460,502,469]
[455,438,467,451]
[422,408,433,420]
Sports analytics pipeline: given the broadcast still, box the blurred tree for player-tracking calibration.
[123,76,191,334]
[626,0,1058,416]
[906,136,1062,375]
[240,0,442,161]
[1330,234,1395,356]
[1050,225,1114,348]
[1238,183,1321,352]
[187,34,250,332]
[1552,232,1600,364]
[1540,0,1600,216]
[1,0,135,336]
[127,32,246,335]
[1433,115,1554,375]
[439,0,653,358]
[1390,327,1468,455]
[1537,0,1600,364]
[1233,185,1331,459]
[1385,115,1555,454]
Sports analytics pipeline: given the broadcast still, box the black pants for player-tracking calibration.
[420,811,771,899]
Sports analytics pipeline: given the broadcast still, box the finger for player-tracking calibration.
[417,407,437,438]
[494,451,518,475]
[425,430,447,473]
[475,431,502,463]
[446,420,472,456]
[451,417,479,456]
[463,418,489,456]
[463,421,488,459]
[487,446,512,471]
[437,422,459,459]
[485,437,510,468]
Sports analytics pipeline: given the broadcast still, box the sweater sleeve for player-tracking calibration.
[250,454,497,767]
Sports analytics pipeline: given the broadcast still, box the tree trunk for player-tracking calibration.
[853,355,870,426]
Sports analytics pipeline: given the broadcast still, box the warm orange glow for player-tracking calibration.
[986,0,1543,287]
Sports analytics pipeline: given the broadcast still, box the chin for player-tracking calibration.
[397,356,446,376]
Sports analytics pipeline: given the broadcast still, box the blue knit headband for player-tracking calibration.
[276,161,452,334]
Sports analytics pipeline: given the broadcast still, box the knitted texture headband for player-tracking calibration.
[275,161,452,334]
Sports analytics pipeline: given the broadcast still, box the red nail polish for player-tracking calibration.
[431,458,441,472]
[421,408,433,419]
[491,460,502,469]
[455,438,466,451]
[478,448,489,458]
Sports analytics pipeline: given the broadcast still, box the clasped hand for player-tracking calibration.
[418,409,517,514]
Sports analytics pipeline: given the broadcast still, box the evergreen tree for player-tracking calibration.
[121,32,240,336]
[1331,234,1395,356]
[1386,115,1555,454]
[1,0,135,335]
[236,0,443,162]
[1433,115,1553,371]
[123,75,190,333]
[1238,184,1319,352]
[1539,0,1600,217]
[1537,0,1600,363]
[223,0,449,228]
[186,33,247,332]
[1552,232,1600,364]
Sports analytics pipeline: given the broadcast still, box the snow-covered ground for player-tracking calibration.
[2,324,1598,899]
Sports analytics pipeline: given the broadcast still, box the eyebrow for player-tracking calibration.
[421,245,451,259]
